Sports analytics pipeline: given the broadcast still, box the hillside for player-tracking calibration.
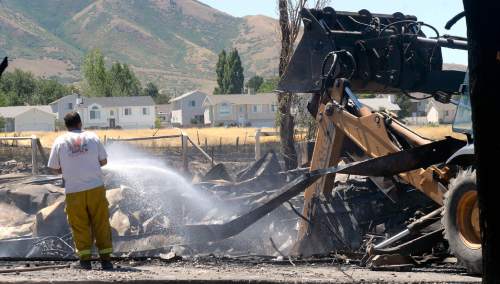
[0,0,281,94]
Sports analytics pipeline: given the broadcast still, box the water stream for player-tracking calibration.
[102,143,231,226]
[100,143,295,255]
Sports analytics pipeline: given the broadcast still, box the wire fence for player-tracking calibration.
[0,128,314,176]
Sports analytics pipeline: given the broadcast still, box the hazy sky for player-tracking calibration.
[199,0,468,65]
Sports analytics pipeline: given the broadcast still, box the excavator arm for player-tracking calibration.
[278,8,467,97]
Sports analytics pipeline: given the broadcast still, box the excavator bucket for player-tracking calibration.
[278,8,466,95]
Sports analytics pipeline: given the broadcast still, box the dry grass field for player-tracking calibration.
[409,125,467,140]
[1,125,465,149]
[1,127,282,148]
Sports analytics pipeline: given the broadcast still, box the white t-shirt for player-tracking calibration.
[48,130,107,194]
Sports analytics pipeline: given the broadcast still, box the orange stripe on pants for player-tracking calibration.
[65,186,113,260]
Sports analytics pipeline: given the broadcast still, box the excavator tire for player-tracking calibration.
[442,168,482,275]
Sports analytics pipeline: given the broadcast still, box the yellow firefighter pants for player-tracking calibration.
[65,186,113,260]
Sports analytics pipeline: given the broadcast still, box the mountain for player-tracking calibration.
[0,0,280,94]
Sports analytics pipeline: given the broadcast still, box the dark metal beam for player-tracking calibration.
[463,0,500,280]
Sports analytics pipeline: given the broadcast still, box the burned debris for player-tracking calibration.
[0,143,473,275]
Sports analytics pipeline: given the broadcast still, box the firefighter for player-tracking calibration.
[48,112,113,270]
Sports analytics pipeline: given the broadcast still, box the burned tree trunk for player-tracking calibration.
[462,0,500,281]
[278,0,298,170]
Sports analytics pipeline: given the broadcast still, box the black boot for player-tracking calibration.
[100,253,113,270]
[101,260,113,270]
[72,260,92,270]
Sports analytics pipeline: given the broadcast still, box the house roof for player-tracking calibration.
[427,100,457,113]
[50,94,155,108]
[79,96,155,107]
[49,94,77,105]
[406,93,457,113]
[170,90,207,102]
[203,93,277,106]
[156,104,173,113]
[0,105,54,118]
[359,97,401,111]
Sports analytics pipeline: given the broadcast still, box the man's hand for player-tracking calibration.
[50,167,62,175]
[99,159,107,167]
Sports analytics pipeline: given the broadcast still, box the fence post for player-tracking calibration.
[204,137,208,151]
[35,138,47,165]
[255,129,261,161]
[236,136,239,152]
[31,136,38,175]
[211,146,215,166]
[181,134,188,172]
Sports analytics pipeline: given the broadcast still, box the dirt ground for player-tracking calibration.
[0,260,481,283]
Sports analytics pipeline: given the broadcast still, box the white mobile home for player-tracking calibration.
[0,106,55,132]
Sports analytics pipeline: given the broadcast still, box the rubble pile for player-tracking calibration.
[0,160,32,175]
[0,148,453,273]
[0,151,303,259]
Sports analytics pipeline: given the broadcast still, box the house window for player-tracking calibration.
[143,107,149,115]
[90,106,100,120]
[110,110,114,116]
[124,108,132,116]
[271,104,277,112]
[219,103,231,116]
[189,100,196,107]
[444,110,449,116]
[194,115,204,124]
[252,104,262,113]
[239,106,244,112]
[68,103,73,110]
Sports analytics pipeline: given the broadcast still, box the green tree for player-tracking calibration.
[35,78,71,104]
[246,75,264,93]
[155,93,171,104]
[395,94,412,118]
[82,48,109,97]
[258,77,280,93]
[0,93,6,106]
[108,62,141,97]
[143,82,159,98]
[225,49,244,94]
[214,50,227,94]
[214,48,244,94]
[0,69,70,106]
[0,69,37,105]
[0,116,5,132]
[82,49,143,97]
[155,117,162,129]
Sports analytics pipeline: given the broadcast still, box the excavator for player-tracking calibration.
[275,7,478,273]
[181,6,480,274]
